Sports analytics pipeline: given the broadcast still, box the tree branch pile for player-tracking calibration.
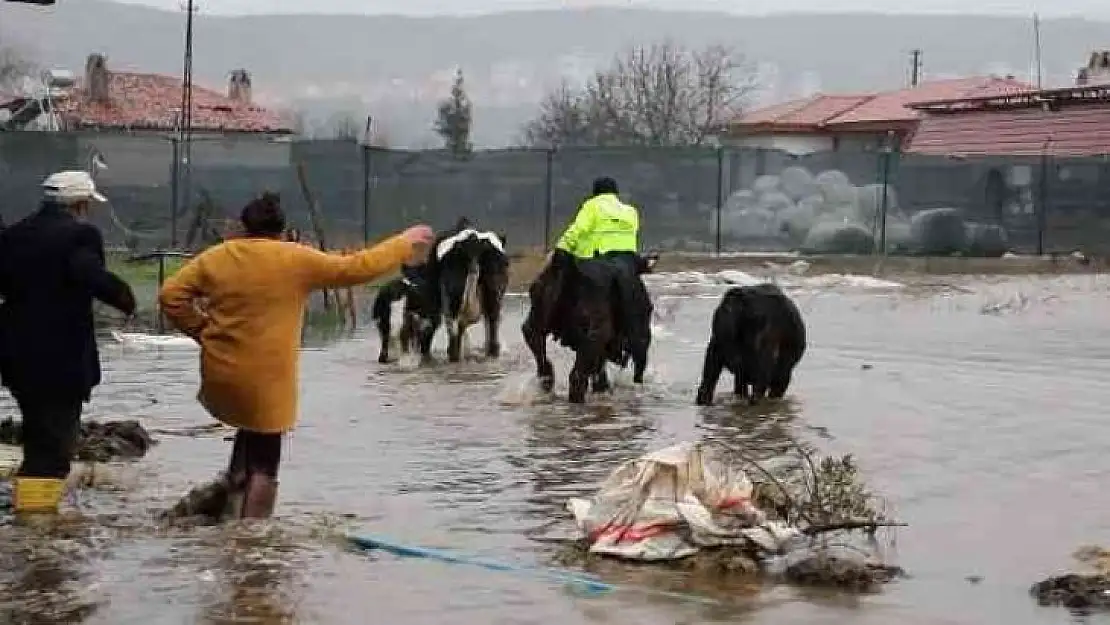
[521,41,758,148]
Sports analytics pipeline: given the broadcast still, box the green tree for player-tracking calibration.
[434,68,473,158]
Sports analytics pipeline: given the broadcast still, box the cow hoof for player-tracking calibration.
[633,374,645,384]
[695,390,712,406]
[377,354,390,364]
[568,392,587,404]
[539,375,554,392]
[486,343,501,358]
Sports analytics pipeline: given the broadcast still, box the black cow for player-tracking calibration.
[522,249,657,404]
[695,283,806,406]
[370,271,430,364]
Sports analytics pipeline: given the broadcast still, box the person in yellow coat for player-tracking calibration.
[159,192,434,519]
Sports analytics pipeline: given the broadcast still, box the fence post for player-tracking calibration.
[715,146,725,255]
[543,147,554,251]
[877,141,894,257]
[362,115,373,244]
[1037,142,1051,255]
[169,136,180,248]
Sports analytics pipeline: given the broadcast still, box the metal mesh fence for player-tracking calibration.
[3,131,1110,255]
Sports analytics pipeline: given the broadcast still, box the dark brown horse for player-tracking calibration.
[522,250,656,403]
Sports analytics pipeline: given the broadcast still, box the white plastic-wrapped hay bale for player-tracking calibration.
[720,208,777,238]
[878,219,914,254]
[756,191,794,214]
[823,202,861,226]
[800,221,875,255]
[779,166,818,201]
[964,222,1009,257]
[777,200,820,242]
[910,208,967,255]
[751,175,781,198]
[724,189,757,213]
[816,170,857,206]
[855,184,900,227]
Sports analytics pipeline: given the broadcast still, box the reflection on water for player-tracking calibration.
[3,273,1110,623]
[519,400,657,538]
[197,526,304,624]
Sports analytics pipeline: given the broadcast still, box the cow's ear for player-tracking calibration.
[497,232,508,249]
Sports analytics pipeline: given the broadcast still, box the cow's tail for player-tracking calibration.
[460,261,483,328]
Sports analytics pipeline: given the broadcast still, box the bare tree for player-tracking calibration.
[324,111,362,141]
[521,41,758,148]
[0,41,35,94]
[283,108,308,136]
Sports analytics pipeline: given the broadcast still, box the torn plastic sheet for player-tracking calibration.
[567,441,802,562]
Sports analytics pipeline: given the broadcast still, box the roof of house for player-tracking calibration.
[907,102,1110,158]
[47,71,292,134]
[732,77,1035,134]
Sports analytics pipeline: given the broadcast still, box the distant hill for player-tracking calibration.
[2,1,1108,146]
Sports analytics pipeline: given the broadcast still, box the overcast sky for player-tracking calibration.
[111,0,1110,18]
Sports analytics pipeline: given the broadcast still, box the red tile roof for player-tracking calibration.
[831,77,1033,125]
[907,103,1110,157]
[734,94,874,131]
[732,77,1036,133]
[52,71,293,134]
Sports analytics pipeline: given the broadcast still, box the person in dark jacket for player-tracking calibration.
[0,170,136,510]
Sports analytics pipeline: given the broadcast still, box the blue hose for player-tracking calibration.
[348,533,721,605]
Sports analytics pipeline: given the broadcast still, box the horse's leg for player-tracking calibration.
[522,310,554,392]
[569,345,599,404]
[630,332,650,384]
[591,364,611,393]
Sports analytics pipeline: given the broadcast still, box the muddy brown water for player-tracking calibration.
[4,269,1110,624]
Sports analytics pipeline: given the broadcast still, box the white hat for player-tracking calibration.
[42,170,107,203]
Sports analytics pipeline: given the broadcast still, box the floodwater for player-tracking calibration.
[3,267,1110,625]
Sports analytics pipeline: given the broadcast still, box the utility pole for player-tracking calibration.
[175,0,197,249]
[910,49,923,87]
[1033,13,1044,90]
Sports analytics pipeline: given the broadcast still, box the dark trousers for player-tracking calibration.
[13,394,82,479]
[227,429,283,482]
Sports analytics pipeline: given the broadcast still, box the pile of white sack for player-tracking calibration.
[567,441,802,562]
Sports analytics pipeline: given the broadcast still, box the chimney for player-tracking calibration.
[85,53,110,104]
[228,69,252,105]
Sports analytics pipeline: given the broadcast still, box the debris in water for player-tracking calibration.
[1031,545,1110,610]
[553,441,904,592]
[0,418,155,463]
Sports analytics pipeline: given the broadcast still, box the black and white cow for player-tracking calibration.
[371,271,431,364]
[420,225,510,362]
[374,220,509,364]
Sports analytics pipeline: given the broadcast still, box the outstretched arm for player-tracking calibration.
[555,201,596,256]
[69,225,137,316]
[295,234,414,292]
[159,256,210,340]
